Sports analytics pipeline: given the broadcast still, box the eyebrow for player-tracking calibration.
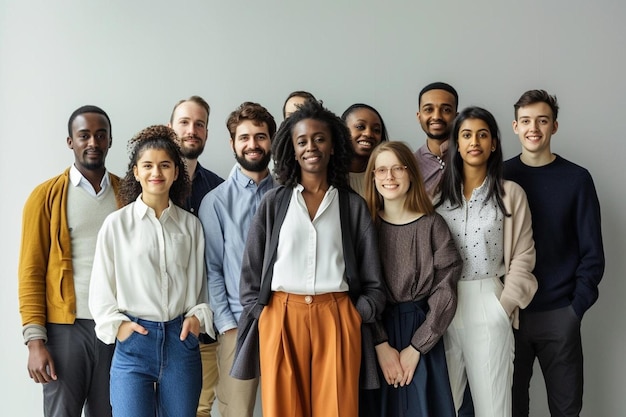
[354,118,381,125]
[140,159,173,164]
[177,116,205,123]
[296,132,326,139]
[461,128,489,133]
[422,103,453,108]
[76,128,107,134]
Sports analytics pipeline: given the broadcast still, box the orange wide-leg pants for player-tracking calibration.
[259,291,362,417]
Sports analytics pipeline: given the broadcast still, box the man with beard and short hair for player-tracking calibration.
[168,95,225,215]
[168,95,224,417]
[413,82,459,197]
[198,102,276,417]
[19,105,119,417]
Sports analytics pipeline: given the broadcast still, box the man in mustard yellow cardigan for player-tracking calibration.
[18,105,120,417]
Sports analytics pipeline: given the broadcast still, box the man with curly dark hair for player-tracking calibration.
[18,105,119,417]
[231,99,386,417]
[167,95,223,417]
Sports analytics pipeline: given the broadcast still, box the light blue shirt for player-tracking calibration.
[198,165,275,333]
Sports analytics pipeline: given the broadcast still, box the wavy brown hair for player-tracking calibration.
[226,101,277,140]
[118,125,191,207]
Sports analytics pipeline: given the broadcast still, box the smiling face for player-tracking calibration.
[457,118,496,169]
[373,150,410,204]
[67,112,111,173]
[133,148,179,203]
[168,101,208,159]
[417,89,457,140]
[345,108,383,159]
[513,101,558,160]
[292,118,334,178]
[231,119,272,173]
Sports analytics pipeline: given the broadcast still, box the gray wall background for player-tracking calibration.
[1,1,624,415]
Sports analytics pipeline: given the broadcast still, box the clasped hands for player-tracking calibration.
[375,342,421,388]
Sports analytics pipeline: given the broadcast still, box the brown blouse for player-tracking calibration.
[372,213,462,354]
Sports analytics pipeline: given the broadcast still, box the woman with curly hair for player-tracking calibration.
[89,125,212,417]
[231,99,386,417]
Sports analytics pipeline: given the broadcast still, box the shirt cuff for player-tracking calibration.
[23,324,47,345]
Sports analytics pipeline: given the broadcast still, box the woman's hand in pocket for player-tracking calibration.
[180,316,200,341]
[117,320,148,342]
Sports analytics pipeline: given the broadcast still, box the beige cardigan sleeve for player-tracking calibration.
[501,180,538,329]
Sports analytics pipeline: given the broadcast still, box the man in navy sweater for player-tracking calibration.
[504,90,605,417]
[168,95,224,417]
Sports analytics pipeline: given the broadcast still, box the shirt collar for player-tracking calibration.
[232,164,273,189]
[193,162,207,181]
[69,164,110,189]
[133,194,178,222]
[294,183,336,194]
[419,140,449,157]
[460,176,489,200]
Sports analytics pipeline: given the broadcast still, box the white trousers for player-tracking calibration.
[444,277,514,417]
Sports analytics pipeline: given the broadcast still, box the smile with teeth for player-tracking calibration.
[303,152,321,160]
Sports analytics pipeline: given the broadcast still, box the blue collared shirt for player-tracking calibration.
[198,165,275,333]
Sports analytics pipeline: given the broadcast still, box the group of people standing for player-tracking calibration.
[18,83,604,417]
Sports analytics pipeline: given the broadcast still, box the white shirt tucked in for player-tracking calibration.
[271,185,348,295]
[89,195,212,344]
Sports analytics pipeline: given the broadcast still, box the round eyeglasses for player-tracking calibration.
[373,165,408,180]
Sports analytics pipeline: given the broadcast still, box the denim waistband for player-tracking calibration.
[125,314,185,329]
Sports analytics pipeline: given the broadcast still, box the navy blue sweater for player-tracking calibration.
[504,155,604,318]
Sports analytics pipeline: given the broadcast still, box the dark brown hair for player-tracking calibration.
[226,102,276,140]
[119,125,191,207]
[514,89,559,120]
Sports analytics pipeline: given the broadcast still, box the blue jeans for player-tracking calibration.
[110,315,202,417]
